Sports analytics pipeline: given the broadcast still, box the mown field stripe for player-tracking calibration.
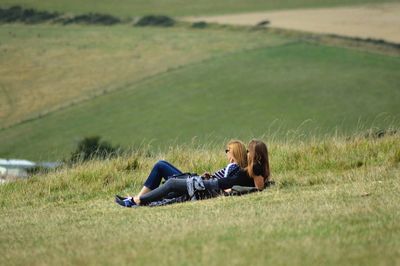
[0,0,397,17]
[0,41,399,160]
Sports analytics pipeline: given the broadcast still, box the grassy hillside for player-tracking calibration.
[0,24,289,128]
[0,30,399,160]
[0,134,399,265]
[1,0,398,17]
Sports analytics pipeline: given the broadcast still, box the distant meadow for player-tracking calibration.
[0,23,399,160]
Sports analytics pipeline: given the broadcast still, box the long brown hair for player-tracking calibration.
[227,140,248,168]
[247,139,270,181]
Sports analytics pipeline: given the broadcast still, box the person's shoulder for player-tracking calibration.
[226,162,239,170]
[225,163,240,172]
[238,168,249,177]
[223,163,240,178]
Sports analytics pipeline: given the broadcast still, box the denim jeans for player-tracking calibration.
[143,160,182,190]
[140,178,219,205]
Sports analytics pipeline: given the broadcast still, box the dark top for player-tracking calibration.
[217,169,255,190]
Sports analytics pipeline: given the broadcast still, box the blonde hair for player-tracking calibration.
[247,139,270,181]
[227,140,248,168]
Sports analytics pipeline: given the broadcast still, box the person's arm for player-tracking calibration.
[202,172,211,179]
[253,175,265,191]
[211,168,225,179]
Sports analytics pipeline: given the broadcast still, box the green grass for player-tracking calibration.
[0,34,399,160]
[1,0,398,17]
[0,24,289,128]
[0,134,399,265]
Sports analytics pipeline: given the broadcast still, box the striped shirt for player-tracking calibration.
[211,163,240,179]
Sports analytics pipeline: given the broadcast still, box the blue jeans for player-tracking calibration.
[143,160,182,190]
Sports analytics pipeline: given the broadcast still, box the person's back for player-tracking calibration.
[217,169,255,190]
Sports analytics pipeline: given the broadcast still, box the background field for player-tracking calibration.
[0,24,399,160]
[183,2,400,43]
[1,135,399,265]
[1,1,399,161]
[0,24,288,128]
[1,0,398,17]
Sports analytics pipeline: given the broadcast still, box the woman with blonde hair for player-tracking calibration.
[203,140,247,180]
[117,140,247,203]
[116,139,270,207]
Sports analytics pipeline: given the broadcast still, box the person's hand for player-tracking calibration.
[202,172,211,179]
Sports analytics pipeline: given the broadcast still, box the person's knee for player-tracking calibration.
[155,160,169,168]
[164,178,174,186]
[152,160,166,171]
[164,178,177,189]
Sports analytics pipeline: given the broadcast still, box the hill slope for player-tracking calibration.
[0,24,288,128]
[0,135,399,265]
[0,38,399,160]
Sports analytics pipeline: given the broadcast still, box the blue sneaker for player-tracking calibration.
[115,195,137,208]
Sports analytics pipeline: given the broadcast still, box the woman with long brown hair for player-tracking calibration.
[247,139,270,189]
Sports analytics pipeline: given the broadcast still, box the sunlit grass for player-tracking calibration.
[0,133,398,265]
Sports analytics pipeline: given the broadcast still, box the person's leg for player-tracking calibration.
[136,178,188,205]
[138,160,182,197]
[135,179,220,205]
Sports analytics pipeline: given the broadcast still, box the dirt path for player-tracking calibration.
[183,3,400,44]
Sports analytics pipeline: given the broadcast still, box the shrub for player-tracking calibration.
[0,6,121,25]
[363,129,397,139]
[60,13,120,25]
[69,136,120,163]
[0,6,59,24]
[256,20,270,27]
[192,21,207,29]
[134,15,175,27]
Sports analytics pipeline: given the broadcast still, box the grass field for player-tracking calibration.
[0,25,399,160]
[1,2,399,265]
[0,24,289,128]
[1,0,398,17]
[0,134,399,265]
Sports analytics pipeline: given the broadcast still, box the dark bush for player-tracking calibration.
[363,129,397,139]
[69,136,120,163]
[0,6,59,24]
[0,6,121,25]
[135,15,175,27]
[22,8,59,24]
[60,13,120,25]
[0,6,22,23]
[256,20,270,27]
[192,21,207,29]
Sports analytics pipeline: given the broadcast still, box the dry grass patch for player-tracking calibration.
[183,3,400,44]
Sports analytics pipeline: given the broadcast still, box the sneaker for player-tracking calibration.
[115,195,127,201]
[115,195,137,208]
